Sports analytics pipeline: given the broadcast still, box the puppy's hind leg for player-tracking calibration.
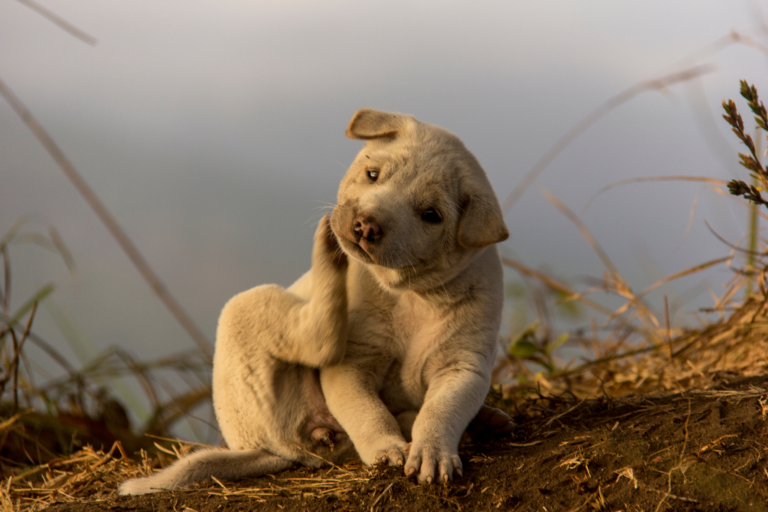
[287,212,349,366]
[118,448,293,495]
[466,405,515,438]
[220,214,349,369]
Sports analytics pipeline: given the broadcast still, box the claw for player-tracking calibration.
[426,476,433,485]
[311,427,335,450]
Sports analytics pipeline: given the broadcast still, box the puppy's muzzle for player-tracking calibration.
[353,215,383,244]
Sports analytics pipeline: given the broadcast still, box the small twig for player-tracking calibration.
[541,189,622,284]
[664,295,672,359]
[583,176,727,213]
[107,440,130,460]
[211,475,230,492]
[501,257,613,316]
[144,433,212,449]
[565,493,594,512]
[0,311,77,376]
[703,221,757,256]
[680,399,692,460]
[545,399,586,426]
[287,442,353,475]
[502,64,714,212]
[1,247,9,315]
[648,486,699,504]
[8,301,37,412]
[16,0,97,45]
[370,482,394,511]
[507,440,543,447]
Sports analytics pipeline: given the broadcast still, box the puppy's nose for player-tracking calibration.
[353,215,383,243]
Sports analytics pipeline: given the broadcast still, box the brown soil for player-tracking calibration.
[36,375,768,512]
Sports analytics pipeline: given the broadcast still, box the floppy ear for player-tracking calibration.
[346,109,405,140]
[457,182,510,249]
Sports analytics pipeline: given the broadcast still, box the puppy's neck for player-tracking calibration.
[357,247,488,306]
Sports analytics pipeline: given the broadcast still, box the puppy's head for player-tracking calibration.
[331,109,509,292]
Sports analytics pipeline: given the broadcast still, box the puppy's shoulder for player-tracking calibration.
[439,246,505,327]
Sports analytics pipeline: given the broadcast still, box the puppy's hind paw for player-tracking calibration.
[466,405,515,439]
[373,446,407,467]
[311,427,336,450]
[316,214,347,268]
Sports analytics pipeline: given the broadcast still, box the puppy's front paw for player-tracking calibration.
[404,440,462,485]
[373,446,408,467]
[315,213,347,268]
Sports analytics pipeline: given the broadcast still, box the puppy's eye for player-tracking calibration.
[366,168,380,182]
[421,207,442,223]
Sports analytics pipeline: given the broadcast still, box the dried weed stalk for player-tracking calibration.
[498,81,768,402]
[726,81,768,207]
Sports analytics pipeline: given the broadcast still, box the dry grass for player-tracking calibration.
[3,354,767,511]
[0,435,386,511]
[490,80,768,404]
[496,289,768,400]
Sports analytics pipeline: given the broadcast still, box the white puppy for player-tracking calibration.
[119,109,510,495]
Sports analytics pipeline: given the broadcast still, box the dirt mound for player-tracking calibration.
[22,375,765,512]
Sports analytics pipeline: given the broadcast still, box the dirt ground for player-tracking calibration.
[35,375,768,512]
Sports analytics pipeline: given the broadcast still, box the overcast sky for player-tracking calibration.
[2,1,768,390]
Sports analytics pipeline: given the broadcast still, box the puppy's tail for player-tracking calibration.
[118,448,293,495]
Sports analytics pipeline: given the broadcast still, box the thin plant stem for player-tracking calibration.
[747,170,759,298]
[0,77,213,359]
[501,65,715,213]
[16,0,97,46]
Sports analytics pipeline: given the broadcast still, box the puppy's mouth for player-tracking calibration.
[338,236,422,272]
[338,237,375,264]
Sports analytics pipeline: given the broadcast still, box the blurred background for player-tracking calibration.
[1,1,768,440]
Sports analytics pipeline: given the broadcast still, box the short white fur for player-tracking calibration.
[119,109,510,494]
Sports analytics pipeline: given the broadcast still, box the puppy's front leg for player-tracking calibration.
[405,363,489,484]
[321,364,409,466]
